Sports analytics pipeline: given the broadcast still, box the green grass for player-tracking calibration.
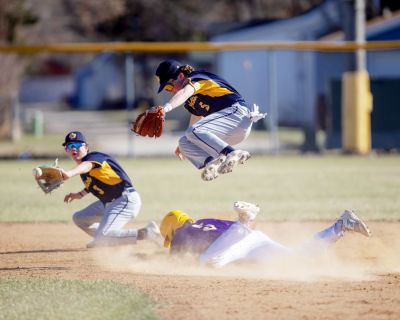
[1,154,399,222]
[0,278,158,320]
[0,128,303,158]
[0,134,66,157]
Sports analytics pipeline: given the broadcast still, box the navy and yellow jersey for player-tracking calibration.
[170,218,235,255]
[184,71,246,117]
[80,152,134,203]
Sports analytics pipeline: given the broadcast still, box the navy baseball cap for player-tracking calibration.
[155,60,181,93]
[62,131,86,146]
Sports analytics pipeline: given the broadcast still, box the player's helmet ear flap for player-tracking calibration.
[160,210,193,248]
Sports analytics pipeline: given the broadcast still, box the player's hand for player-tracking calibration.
[175,146,184,160]
[64,192,81,203]
[61,169,72,181]
[148,106,165,115]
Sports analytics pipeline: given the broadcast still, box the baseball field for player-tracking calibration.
[1,155,399,320]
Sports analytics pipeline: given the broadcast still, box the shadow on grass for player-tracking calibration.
[0,248,86,255]
[0,266,69,271]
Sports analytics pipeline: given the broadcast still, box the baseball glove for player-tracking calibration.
[32,159,64,194]
[131,106,165,138]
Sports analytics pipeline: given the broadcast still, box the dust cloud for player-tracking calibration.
[93,222,400,282]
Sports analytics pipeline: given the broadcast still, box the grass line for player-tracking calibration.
[1,155,399,222]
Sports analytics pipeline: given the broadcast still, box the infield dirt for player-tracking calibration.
[1,222,399,320]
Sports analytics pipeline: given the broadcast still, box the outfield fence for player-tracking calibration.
[1,41,400,157]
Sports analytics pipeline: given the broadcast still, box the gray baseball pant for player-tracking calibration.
[178,103,253,169]
[72,190,142,245]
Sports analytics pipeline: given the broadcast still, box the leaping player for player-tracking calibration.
[152,60,266,181]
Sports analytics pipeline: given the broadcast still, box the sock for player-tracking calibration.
[202,156,214,168]
[333,220,343,234]
[221,146,235,156]
[137,228,147,240]
[314,222,343,244]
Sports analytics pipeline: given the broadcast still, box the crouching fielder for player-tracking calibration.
[159,202,371,268]
[61,131,162,248]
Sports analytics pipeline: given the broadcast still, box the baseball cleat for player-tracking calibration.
[145,221,164,246]
[338,210,371,237]
[201,154,226,181]
[86,240,97,248]
[234,201,260,223]
[218,150,251,174]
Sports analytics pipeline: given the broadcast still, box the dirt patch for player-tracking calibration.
[1,222,399,320]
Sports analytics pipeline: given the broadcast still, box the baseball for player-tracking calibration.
[32,167,42,178]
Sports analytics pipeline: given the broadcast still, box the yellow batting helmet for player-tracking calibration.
[160,210,193,248]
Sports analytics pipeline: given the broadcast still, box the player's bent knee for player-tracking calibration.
[186,126,209,141]
[72,210,93,230]
[72,211,82,226]
[178,135,188,147]
[178,136,193,154]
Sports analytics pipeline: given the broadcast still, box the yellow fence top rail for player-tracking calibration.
[1,41,400,54]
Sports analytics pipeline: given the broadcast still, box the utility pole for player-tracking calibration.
[355,0,367,72]
[341,0,372,154]
[125,53,135,157]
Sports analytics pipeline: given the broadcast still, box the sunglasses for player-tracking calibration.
[65,142,85,150]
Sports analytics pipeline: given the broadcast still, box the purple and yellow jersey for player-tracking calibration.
[170,218,235,255]
[80,152,134,203]
[184,71,246,117]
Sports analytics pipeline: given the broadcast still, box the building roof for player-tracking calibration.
[320,10,400,40]
[211,0,341,41]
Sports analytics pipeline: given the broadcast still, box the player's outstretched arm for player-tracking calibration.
[163,83,195,113]
[62,161,93,180]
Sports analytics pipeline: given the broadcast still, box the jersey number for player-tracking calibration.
[192,223,217,231]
